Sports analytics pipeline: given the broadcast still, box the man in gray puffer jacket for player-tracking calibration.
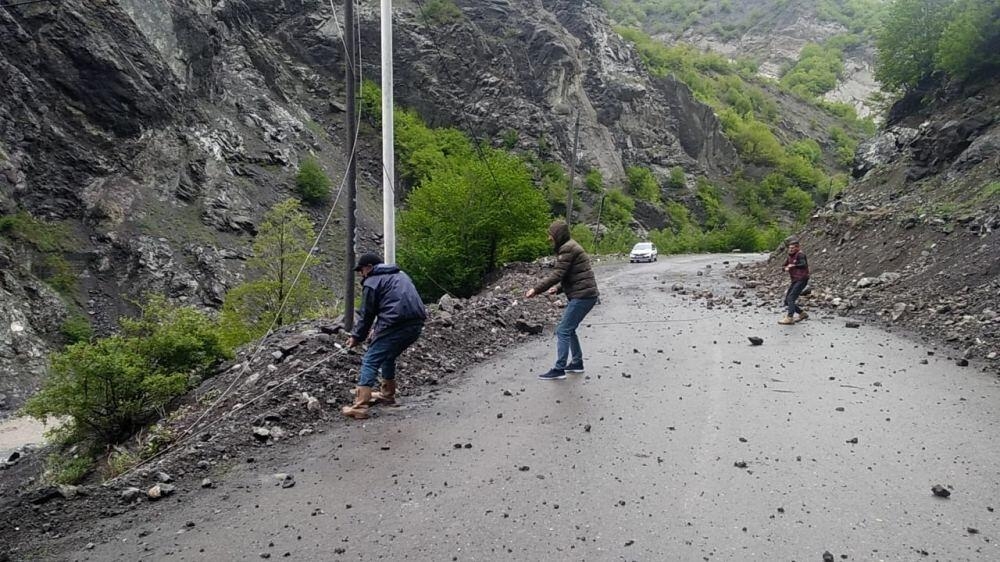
[525,220,600,380]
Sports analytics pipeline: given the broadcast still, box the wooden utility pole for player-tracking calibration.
[344,0,358,330]
[565,110,580,226]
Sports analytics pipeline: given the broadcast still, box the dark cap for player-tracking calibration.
[353,253,383,271]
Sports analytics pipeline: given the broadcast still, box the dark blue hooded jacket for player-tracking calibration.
[352,264,427,341]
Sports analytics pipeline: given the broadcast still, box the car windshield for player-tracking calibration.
[632,243,652,251]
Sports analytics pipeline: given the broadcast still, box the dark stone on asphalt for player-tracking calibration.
[518,465,530,471]
[846,321,861,328]
[846,437,858,444]
[280,474,295,488]
[453,443,462,449]
[734,461,748,468]
[748,336,763,346]
[6,451,20,464]
[584,424,592,432]
[932,485,951,498]
[823,552,834,562]
[121,487,143,502]
[957,359,969,367]
[967,527,979,534]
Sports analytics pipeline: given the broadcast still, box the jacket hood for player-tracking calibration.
[370,263,401,276]
[549,220,571,250]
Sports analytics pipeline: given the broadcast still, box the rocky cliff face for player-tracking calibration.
[0,0,740,411]
[649,0,879,118]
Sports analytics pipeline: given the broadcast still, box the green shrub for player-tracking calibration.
[60,314,93,344]
[601,189,636,227]
[668,166,686,189]
[419,0,463,24]
[359,79,382,125]
[296,156,331,203]
[783,186,816,222]
[830,127,858,167]
[625,166,660,204]
[25,298,230,446]
[780,42,845,97]
[501,129,519,150]
[584,169,604,193]
[45,453,93,485]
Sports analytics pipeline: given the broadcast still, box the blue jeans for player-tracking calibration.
[553,297,598,370]
[785,279,808,316]
[358,323,423,387]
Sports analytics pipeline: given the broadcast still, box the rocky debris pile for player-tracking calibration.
[734,78,1000,373]
[0,263,563,555]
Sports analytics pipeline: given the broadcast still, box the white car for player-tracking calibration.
[629,242,657,263]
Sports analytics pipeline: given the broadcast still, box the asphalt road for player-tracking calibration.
[73,254,1000,561]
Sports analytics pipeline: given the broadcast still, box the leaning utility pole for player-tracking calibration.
[344,0,358,331]
[565,110,581,227]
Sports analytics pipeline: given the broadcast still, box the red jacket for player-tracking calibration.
[784,251,810,282]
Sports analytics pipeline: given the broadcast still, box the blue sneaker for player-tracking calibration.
[564,361,585,373]
[538,368,567,380]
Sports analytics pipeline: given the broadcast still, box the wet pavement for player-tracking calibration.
[72,254,1000,561]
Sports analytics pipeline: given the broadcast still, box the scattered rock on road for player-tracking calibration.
[932,485,951,498]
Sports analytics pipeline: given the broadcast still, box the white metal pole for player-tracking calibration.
[381,0,396,265]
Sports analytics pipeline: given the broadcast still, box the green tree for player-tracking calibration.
[296,156,331,203]
[875,0,951,90]
[221,199,325,346]
[934,0,1000,80]
[398,148,551,299]
[625,166,661,204]
[584,169,604,193]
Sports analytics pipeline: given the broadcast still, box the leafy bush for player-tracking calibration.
[419,0,463,25]
[399,147,551,299]
[45,453,93,485]
[625,166,660,204]
[60,313,93,344]
[601,189,636,227]
[829,127,858,167]
[296,156,331,203]
[584,169,604,193]
[783,186,816,222]
[781,42,845,97]
[24,298,231,446]
[668,166,686,189]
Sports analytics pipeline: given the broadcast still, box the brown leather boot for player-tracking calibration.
[371,380,397,406]
[341,387,372,419]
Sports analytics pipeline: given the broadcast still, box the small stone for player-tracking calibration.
[967,527,979,534]
[845,321,860,328]
[931,484,951,498]
[823,552,834,562]
[748,336,763,346]
[584,424,592,432]
[155,471,173,483]
[147,483,176,500]
[201,478,213,488]
[197,460,211,470]
[957,359,969,367]
[734,461,748,468]
[252,427,271,442]
[85,543,95,550]
[518,465,530,472]
[121,487,143,502]
[270,351,284,361]
[846,437,858,444]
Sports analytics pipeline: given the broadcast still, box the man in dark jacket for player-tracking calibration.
[779,238,810,325]
[525,220,600,380]
[343,253,427,419]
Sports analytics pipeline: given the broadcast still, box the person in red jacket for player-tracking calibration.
[779,238,810,325]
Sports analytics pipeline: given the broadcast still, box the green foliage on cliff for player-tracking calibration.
[876,0,1000,91]
[296,156,331,203]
